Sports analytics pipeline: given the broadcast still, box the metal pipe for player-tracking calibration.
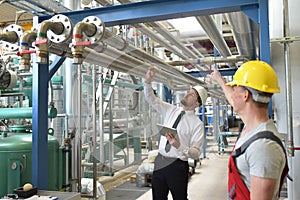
[92,64,97,198]
[0,107,57,119]
[226,12,255,59]
[73,22,97,38]
[0,31,19,43]
[89,42,184,84]
[108,94,113,174]
[35,20,65,63]
[77,64,82,192]
[18,30,37,70]
[94,0,111,6]
[8,0,70,16]
[103,116,139,126]
[71,18,102,64]
[148,21,202,58]
[39,21,65,36]
[134,23,189,59]
[282,0,294,157]
[82,47,191,87]
[43,16,205,89]
[102,30,205,86]
[196,15,232,57]
[167,56,247,66]
[98,67,105,165]
[117,0,201,59]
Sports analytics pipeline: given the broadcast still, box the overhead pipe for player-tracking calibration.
[133,23,190,60]
[35,14,73,64]
[8,0,70,16]
[83,48,190,91]
[83,48,171,84]
[17,15,73,69]
[116,0,203,59]
[0,31,19,43]
[167,56,248,66]
[35,21,64,63]
[101,29,206,88]
[196,15,232,57]
[67,16,206,89]
[70,16,105,64]
[0,24,24,51]
[148,21,203,58]
[88,41,194,86]
[94,0,111,6]
[226,12,256,59]
[188,43,204,57]
[18,28,73,70]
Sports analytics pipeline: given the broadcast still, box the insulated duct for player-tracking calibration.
[226,12,256,59]
[196,15,232,57]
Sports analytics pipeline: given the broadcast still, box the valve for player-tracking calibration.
[35,14,73,64]
[70,16,105,64]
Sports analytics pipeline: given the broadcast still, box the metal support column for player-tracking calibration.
[32,61,49,190]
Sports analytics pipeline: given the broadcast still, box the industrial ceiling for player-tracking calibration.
[0,0,260,99]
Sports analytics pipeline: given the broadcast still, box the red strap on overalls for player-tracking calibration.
[227,131,289,200]
[228,152,250,200]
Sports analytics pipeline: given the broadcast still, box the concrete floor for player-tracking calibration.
[103,137,230,200]
[104,136,288,200]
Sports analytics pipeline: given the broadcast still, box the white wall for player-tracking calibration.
[270,1,300,199]
[271,0,300,134]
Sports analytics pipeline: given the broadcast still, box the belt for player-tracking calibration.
[157,153,183,162]
[154,154,188,171]
[157,153,188,162]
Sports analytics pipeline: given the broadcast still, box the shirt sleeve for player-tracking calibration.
[178,121,204,160]
[143,82,173,116]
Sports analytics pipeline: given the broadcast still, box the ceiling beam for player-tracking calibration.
[38,0,260,26]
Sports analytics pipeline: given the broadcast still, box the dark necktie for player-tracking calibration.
[165,110,185,152]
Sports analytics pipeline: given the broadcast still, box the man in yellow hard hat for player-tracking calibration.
[208,60,288,200]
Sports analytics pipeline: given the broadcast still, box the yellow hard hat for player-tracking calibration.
[226,60,280,93]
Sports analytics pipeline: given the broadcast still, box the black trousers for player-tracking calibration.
[152,154,189,200]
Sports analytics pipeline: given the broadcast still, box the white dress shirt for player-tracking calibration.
[144,82,204,161]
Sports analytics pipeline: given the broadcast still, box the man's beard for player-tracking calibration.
[181,99,187,106]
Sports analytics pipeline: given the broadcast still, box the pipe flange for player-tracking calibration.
[81,16,105,44]
[2,24,24,51]
[47,14,73,43]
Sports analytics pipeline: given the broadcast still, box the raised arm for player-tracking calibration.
[207,68,235,106]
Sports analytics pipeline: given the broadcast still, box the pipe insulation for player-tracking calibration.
[148,22,202,58]
[196,15,232,57]
[101,29,206,88]
[226,12,255,59]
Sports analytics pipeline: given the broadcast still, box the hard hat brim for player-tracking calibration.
[226,80,238,86]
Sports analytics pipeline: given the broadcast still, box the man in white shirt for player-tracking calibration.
[144,66,207,200]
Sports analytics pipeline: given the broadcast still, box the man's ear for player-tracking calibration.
[195,101,201,108]
[244,89,251,102]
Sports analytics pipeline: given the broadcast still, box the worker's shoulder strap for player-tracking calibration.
[232,131,285,158]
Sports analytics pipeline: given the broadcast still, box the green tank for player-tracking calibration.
[0,132,61,197]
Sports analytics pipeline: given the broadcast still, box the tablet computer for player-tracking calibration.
[157,124,178,137]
